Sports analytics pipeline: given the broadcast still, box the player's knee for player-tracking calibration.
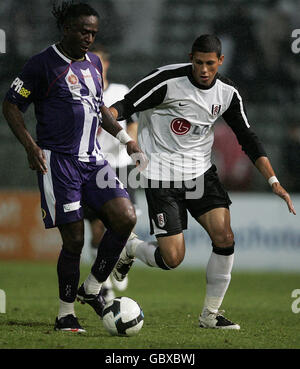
[212,231,234,248]
[63,234,84,254]
[166,256,183,269]
[162,248,184,269]
[111,207,136,236]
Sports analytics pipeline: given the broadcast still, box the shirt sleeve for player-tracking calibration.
[222,91,267,163]
[111,68,168,120]
[4,54,43,113]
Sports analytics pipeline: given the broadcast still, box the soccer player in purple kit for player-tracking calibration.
[2,1,146,332]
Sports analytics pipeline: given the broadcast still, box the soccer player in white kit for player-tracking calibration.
[109,35,296,329]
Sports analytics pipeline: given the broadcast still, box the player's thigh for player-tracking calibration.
[186,164,233,246]
[144,186,187,238]
[83,162,135,234]
[98,196,136,235]
[197,207,234,247]
[144,186,187,266]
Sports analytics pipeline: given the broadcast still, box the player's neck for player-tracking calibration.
[57,42,85,62]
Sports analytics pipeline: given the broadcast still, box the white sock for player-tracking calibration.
[202,251,234,315]
[58,299,75,319]
[83,272,102,295]
[102,275,113,289]
[128,237,160,268]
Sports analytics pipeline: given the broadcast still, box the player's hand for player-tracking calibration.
[26,143,48,174]
[126,141,148,171]
[271,183,296,215]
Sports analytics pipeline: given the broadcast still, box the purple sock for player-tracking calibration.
[91,229,128,282]
[57,248,81,303]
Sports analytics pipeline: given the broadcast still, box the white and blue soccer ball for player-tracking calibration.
[102,296,144,336]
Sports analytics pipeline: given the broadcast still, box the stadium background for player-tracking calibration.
[0,0,299,270]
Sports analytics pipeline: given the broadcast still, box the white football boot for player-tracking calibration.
[199,309,240,330]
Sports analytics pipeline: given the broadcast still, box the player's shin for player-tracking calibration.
[202,243,235,315]
[85,229,129,293]
[57,248,81,318]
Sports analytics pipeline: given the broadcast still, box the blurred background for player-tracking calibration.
[0,0,299,269]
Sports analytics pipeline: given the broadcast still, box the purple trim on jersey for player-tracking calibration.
[96,138,101,151]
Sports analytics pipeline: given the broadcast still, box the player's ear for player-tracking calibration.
[62,21,72,37]
[218,55,224,66]
[188,53,193,63]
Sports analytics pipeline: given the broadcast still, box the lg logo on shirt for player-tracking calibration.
[291,30,300,54]
[170,118,191,135]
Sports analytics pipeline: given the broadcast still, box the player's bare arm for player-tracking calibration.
[255,156,296,215]
[2,100,47,174]
[101,105,126,138]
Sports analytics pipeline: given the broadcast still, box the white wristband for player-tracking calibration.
[116,129,132,145]
[268,176,279,186]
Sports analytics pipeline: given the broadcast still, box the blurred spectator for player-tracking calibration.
[256,0,299,102]
[213,120,254,191]
[213,4,263,100]
[281,122,300,192]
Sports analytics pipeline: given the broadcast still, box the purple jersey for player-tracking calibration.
[5,44,105,162]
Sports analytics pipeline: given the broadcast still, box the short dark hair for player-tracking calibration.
[52,1,99,30]
[191,34,222,58]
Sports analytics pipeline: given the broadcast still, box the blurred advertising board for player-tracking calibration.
[1,190,299,271]
[0,191,61,260]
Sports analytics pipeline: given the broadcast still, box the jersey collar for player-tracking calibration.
[52,44,72,63]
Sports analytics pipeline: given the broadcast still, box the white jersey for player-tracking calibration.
[99,83,133,168]
[113,63,266,181]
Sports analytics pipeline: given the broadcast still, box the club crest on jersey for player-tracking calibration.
[211,104,221,117]
[170,118,191,135]
[67,74,81,90]
[68,74,79,84]
[157,213,166,228]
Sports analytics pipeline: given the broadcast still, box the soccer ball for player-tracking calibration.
[102,296,144,336]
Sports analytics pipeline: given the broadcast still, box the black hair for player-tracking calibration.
[191,34,222,58]
[52,1,99,30]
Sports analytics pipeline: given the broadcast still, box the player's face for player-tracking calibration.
[63,15,99,58]
[189,52,224,87]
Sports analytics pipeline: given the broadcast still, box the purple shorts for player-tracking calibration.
[37,150,129,228]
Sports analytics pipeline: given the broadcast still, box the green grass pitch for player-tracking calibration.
[0,260,299,349]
